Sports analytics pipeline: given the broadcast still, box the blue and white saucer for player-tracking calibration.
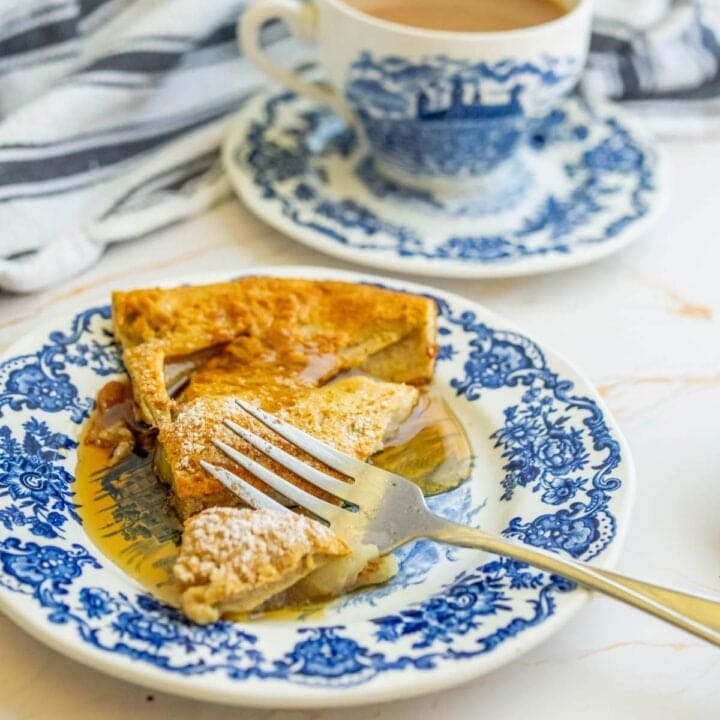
[223,89,667,278]
[0,267,634,707]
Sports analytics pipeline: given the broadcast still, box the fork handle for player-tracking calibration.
[428,520,720,646]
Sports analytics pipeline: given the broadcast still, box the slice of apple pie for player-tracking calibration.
[174,506,398,624]
[174,507,349,624]
[107,277,437,621]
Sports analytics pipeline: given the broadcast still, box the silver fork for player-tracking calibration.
[201,399,720,646]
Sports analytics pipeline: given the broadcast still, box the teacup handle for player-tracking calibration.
[240,0,351,122]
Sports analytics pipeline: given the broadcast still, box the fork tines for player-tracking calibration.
[205,399,371,522]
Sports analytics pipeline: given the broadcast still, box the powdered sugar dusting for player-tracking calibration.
[173,507,347,588]
[174,397,238,470]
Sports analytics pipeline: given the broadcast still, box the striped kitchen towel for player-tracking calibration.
[0,0,719,293]
[585,0,720,137]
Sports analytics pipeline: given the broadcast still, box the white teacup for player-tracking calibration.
[241,0,592,192]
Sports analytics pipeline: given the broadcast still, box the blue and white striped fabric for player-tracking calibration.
[0,0,718,292]
[585,0,720,137]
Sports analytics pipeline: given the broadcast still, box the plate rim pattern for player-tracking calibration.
[0,267,634,707]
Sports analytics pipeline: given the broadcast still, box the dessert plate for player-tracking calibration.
[223,89,667,278]
[0,267,634,707]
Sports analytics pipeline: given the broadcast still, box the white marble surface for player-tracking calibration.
[1,137,719,719]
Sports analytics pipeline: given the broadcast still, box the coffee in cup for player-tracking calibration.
[241,0,590,191]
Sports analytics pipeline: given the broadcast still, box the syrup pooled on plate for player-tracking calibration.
[74,444,182,605]
[74,382,472,610]
[372,391,472,495]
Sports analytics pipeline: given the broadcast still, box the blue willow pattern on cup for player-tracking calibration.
[345,54,578,178]
[237,91,656,264]
[0,293,621,685]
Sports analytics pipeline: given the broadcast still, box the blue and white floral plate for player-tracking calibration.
[223,89,667,278]
[0,267,634,707]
